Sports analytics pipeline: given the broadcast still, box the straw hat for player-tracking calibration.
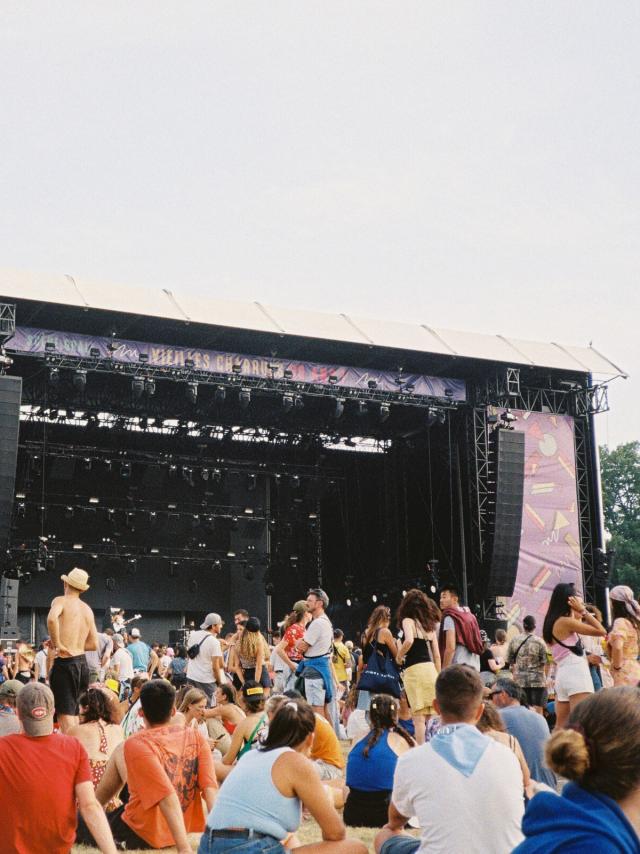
[60,568,90,591]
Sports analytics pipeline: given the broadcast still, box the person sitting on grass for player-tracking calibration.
[90,679,217,853]
[374,664,524,854]
[220,680,269,779]
[283,688,345,781]
[199,696,367,854]
[204,683,246,735]
[344,694,415,828]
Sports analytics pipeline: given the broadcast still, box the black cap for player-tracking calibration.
[245,616,261,632]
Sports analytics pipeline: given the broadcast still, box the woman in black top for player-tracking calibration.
[356,606,399,711]
[395,589,441,744]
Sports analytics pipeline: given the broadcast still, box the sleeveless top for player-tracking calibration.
[88,721,121,812]
[405,637,432,668]
[208,746,301,839]
[346,730,399,792]
[551,632,581,664]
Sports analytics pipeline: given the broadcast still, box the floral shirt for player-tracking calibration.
[283,623,305,663]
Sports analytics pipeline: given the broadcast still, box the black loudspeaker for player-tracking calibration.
[484,428,525,597]
[0,375,21,549]
[169,629,188,648]
[0,576,19,639]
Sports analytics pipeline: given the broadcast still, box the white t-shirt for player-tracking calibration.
[346,709,370,744]
[303,614,333,657]
[112,647,134,681]
[186,630,222,684]
[270,646,285,673]
[392,736,523,854]
[35,649,48,681]
[442,614,480,671]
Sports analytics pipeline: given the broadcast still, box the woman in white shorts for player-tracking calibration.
[542,582,607,729]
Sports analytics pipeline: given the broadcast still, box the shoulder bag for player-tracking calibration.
[357,632,402,698]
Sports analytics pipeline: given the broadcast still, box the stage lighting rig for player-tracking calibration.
[214,385,226,403]
[73,369,87,393]
[145,377,156,396]
[334,398,345,419]
[238,388,251,409]
[379,404,390,423]
[186,382,198,404]
[356,400,367,417]
[131,376,145,399]
[48,366,60,385]
[282,393,294,412]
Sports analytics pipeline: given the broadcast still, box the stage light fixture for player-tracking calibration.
[16,492,26,500]
[65,505,74,518]
[185,358,195,369]
[291,475,300,489]
[238,388,251,409]
[356,400,367,417]
[131,376,145,399]
[89,497,99,504]
[333,398,345,419]
[138,353,149,363]
[379,404,390,423]
[120,462,131,478]
[215,386,226,403]
[90,347,100,358]
[367,380,377,390]
[294,394,304,410]
[201,467,210,481]
[145,377,156,396]
[247,473,257,491]
[213,559,221,569]
[227,550,236,558]
[244,507,254,515]
[73,369,87,393]
[282,393,294,412]
[283,369,293,380]
[346,598,352,607]
[73,543,83,550]
[186,382,198,404]
[372,594,378,602]
[232,363,242,374]
[48,366,60,384]
[426,407,439,427]
[328,374,338,384]
[45,341,56,353]
[230,516,239,530]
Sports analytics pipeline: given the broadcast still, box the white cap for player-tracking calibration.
[130,627,141,638]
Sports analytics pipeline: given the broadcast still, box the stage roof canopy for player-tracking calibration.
[2,269,626,377]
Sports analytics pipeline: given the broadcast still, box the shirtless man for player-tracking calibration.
[47,568,98,732]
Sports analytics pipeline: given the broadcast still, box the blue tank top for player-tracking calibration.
[207,747,301,839]
[346,731,398,792]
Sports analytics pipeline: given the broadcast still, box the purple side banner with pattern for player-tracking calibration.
[499,409,583,629]
[9,326,466,400]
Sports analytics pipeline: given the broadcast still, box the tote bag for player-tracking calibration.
[358,634,401,698]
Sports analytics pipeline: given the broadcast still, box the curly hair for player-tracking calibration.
[78,687,118,725]
[396,589,441,635]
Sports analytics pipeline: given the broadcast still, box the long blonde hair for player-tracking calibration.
[239,629,269,663]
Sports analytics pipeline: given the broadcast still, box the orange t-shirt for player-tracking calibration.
[123,723,217,848]
[311,713,345,769]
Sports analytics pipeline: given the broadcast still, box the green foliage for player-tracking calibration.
[600,442,640,587]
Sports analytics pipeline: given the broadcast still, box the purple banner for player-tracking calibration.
[498,410,582,630]
[9,326,466,401]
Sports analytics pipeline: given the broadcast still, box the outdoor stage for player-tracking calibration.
[0,271,624,643]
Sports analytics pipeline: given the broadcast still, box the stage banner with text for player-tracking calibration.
[10,326,466,401]
[496,409,582,629]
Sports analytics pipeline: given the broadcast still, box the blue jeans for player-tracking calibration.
[380,837,420,854]
[198,830,285,854]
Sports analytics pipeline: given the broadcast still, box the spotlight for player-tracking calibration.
[291,475,300,489]
[120,462,131,478]
[283,369,293,380]
[372,594,377,603]
[230,516,239,530]
[88,496,99,504]
[201,467,210,481]
[328,374,338,384]
[346,599,351,607]
[238,388,251,409]
[131,377,145,399]
[356,400,367,417]
[426,407,439,427]
[73,543,83,550]
[367,380,377,390]
[73,369,87,393]
[48,366,60,385]
[334,398,345,419]
[89,347,100,358]
[65,506,74,518]
[227,550,236,558]
[379,404,390,423]
[45,341,56,353]
[247,473,257,491]
[282,393,294,412]
[215,386,226,403]
[185,358,195,369]
[138,353,149,364]
[145,377,156,396]
[501,409,517,423]
[294,394,304,410]
[232,363,242,374]
[186,382,198,404]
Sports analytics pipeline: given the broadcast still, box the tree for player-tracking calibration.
[600,442,640,589]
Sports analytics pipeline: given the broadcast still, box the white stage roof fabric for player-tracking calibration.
[1,269,626,377]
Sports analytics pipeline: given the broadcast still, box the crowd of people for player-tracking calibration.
[2,569,640,854]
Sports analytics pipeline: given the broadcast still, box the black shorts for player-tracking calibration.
[49,654,90,716]
[242,667,273,689]
[523,686,548,708]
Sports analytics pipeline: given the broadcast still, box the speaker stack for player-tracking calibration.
[0,375,22,640]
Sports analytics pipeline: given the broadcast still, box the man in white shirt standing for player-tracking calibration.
[186,612,224,706]
[375,664,524,854]
[295,588,334,720]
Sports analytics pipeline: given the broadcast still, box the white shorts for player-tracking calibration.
[305,678,326,706]
[555,654,594,702]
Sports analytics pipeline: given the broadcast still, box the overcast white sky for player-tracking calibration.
[1,3,637,447]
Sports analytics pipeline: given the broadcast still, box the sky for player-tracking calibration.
[1,2,638,447]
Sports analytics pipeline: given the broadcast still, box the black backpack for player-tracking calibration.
[187,633,207,660]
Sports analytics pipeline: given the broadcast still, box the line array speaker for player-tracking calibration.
[0,576,19,639]
[0,375,21,549]
[484,428,525,597]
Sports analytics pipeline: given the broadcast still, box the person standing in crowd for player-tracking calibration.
[275,599,310,692]
[233,616,272,693]
[582,604,610,691]
[126,627,151,674]
[120,673,150,738]
[515,687,640,853]
[490,678,556,788]
[479,630,502,684]
[333,629,351,693]
[374,665,524,854]
[490,629,509,668]
[12,638,36,683]
[86,630,114,684]
[110,632,134,697]
[0,679,24,736]
[47,567,98,733]
[395,591,441,744]
[34,638,50,683]
[542,583,606,729]
[199,697,367,854]
[295,588,335,720]
[0,682,117,854]
[168,643,189,687]
[357,605,399,713]
[98,680,217,852]
[607,585,640,686]
[344,694,415,828]
[506,615,549,714]
[187,613,225,705]
[438,584,483,670]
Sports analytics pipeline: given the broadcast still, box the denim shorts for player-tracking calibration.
[304,678,326,706]
[380,836,420,854]
[198,830,285,854]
